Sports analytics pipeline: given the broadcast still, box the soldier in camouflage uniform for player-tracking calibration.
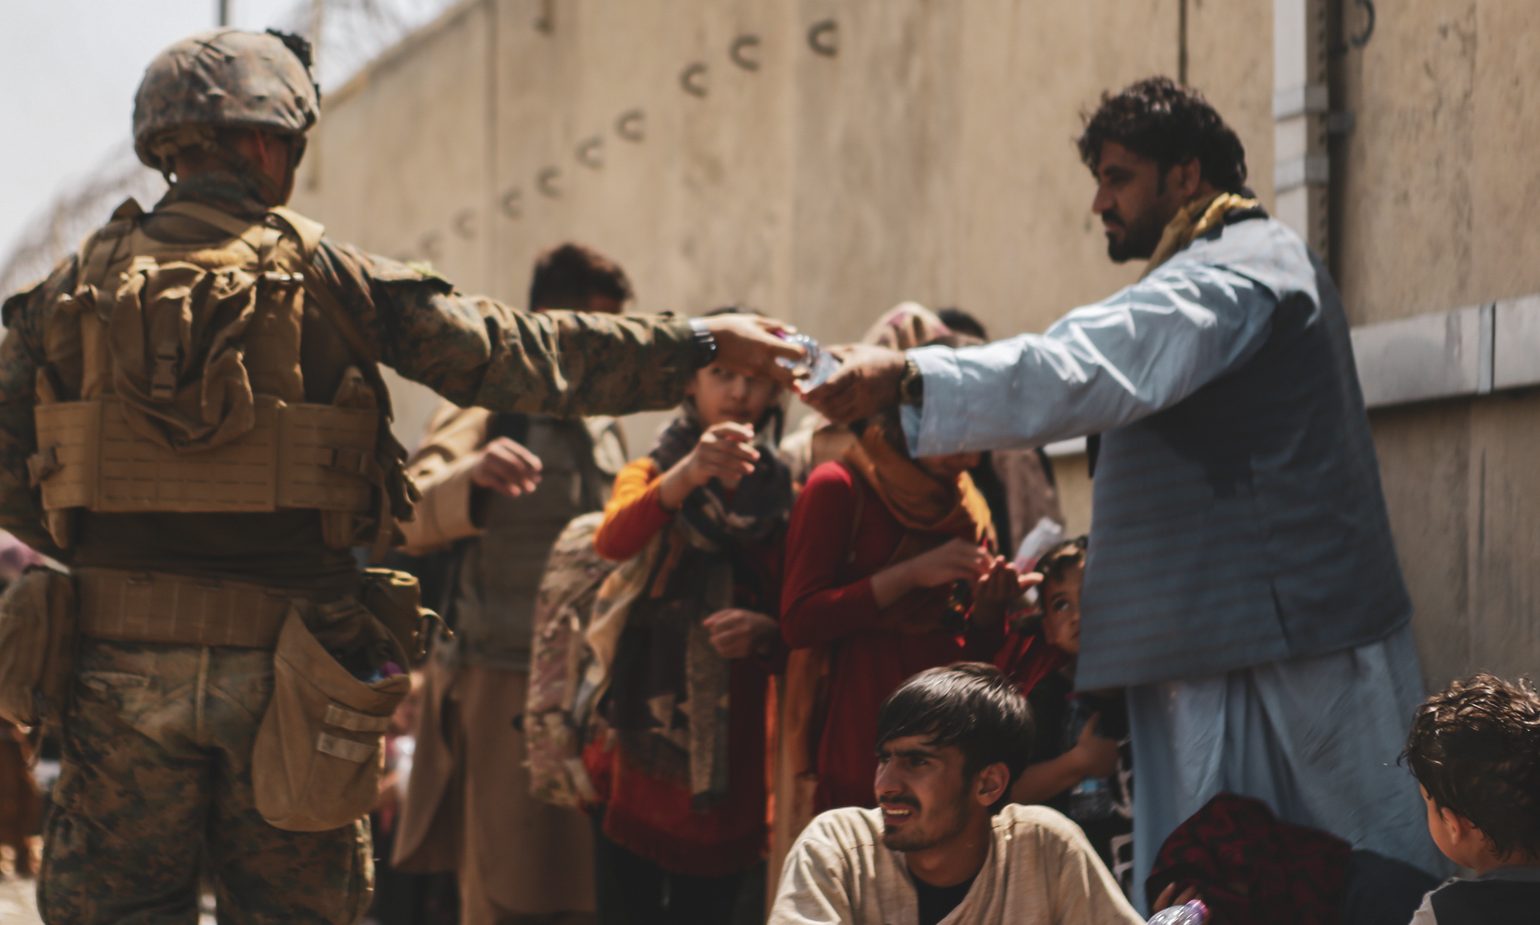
[0,29,797,925]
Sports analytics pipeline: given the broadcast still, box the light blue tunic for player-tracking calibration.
[899,212,1433,907]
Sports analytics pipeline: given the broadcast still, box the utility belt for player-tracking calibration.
[0,565,446,833]
[75,567,311,649]
[72,566,440,656]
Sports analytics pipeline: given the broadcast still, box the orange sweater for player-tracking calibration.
[592,457,671,562]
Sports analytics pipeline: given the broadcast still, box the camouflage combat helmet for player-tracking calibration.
[133,29,320,171]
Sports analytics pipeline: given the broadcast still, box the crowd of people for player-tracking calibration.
[0,24,1536,925]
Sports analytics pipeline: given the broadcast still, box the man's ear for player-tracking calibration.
[1168,157,1204,200]
[974,762,1010,809]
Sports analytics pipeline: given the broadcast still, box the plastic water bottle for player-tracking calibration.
[776,332,840,388]
[1147,899,1208,925]
[1068,773,1115,818]
[1065,697,1115,818]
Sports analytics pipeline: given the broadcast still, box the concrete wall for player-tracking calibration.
[1330,0,1540,687]
[292,0,1539,689]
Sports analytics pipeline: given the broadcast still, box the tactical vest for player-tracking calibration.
[28,198,413,553]
[443,415,623,671]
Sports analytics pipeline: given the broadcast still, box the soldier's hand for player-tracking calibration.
[470,437,542,498]
[800,343,907,423]
[701,314,805,387]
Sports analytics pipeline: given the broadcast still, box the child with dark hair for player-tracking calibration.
[996,536,1134,896]
[1403,673,1540,924]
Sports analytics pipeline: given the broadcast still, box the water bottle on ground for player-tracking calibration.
[1147,899,1208,925]
[776,332,840,389]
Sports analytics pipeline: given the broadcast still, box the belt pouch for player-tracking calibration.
[0,566,76,729]
[253,603,409,831]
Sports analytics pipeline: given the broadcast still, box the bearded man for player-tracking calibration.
[804,77,1440,904]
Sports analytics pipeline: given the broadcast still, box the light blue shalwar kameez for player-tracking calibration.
[900,211,1443,911]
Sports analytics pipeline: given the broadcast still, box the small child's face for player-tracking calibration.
[687,363,780,428]
[1041,562,1084,654]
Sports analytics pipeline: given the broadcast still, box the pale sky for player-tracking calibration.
[0,0,442,273]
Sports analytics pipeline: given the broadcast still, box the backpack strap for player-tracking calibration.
[155,200,261,239]
[76,198,145,289]
[267,206,324,257]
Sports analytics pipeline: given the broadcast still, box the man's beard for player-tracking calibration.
[1103,206,1167,263]
[880,790,973,853]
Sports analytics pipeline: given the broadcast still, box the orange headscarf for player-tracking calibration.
[840,415,993,549]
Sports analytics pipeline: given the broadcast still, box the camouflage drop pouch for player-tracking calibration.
[253,602,409,831]
[0,566,76,729]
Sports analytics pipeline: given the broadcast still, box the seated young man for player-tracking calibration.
[1403,673,1540,924]
[770,663,1140,925]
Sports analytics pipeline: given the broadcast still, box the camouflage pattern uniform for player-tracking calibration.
[0,29,699,925]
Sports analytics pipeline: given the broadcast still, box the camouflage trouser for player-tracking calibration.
[37,639,372,924]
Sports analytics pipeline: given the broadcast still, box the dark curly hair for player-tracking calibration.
[1077,76,1248,194]
[1402,673,1540,859]
[528,242,633,311]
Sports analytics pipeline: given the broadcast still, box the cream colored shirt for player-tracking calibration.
[770,804,1143,925]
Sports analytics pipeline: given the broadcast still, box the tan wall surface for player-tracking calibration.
[291,0,1537,688]
[1333,0,1540,687]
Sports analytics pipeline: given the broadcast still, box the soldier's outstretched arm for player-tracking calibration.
[0,271,69,559]
[315,243,801,418]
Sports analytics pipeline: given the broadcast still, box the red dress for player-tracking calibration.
[780,461,997,812]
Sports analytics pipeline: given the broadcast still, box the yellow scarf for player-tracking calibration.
[1143,191,1260,277]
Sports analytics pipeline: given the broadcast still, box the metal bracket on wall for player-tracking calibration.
[807,19,838,57]
[536,167,562,198]
[730,35,761,71]
[1331,0,1376,55]
[576,136,604,169]
[680,63,708,97]
[417,232,442,261]
[452,210,476,239]
[499,188,522,219]
[615,109,645,142]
